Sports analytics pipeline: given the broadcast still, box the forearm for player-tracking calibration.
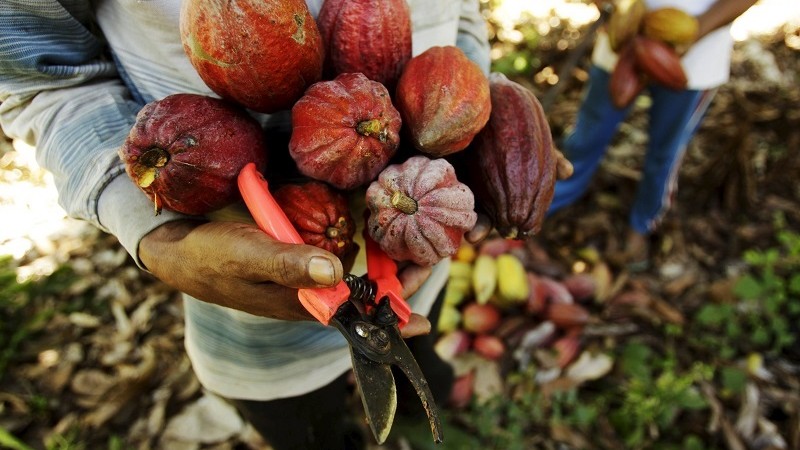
[696,0,757,40]
[0,0,190,267]
[457,0,491,74]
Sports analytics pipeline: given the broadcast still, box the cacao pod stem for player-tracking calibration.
[356,119,388,142]
[391,191,418,215]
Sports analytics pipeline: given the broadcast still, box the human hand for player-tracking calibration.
[139,220,344,321]
[395,262,434,338]
[555,148,574,180]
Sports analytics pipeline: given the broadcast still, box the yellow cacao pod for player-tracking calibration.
[496,254,530,305]
[642,7,699,47]
[607,0,646,52]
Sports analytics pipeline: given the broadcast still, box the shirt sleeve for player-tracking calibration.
[456,0,491,75]
[0,0,188,267]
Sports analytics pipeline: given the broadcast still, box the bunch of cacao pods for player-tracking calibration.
[118,0,560,268]
[607,0,698,108]
[433,237,603,408]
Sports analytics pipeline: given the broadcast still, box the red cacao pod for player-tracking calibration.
[544,303,590,329]
[473,334,506,361]
[317,0,411,90]
[366,155,477,266]
[463,72,557,239]
[462,302,502,334]
[289,73,401,190]
[272,181,355,258]
[632,35,688,90]
[394,46,491,157]
[609,43,646,109]
[180,0,323,113]
[119,93,267,215]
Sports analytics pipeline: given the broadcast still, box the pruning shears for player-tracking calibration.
[237,163,443,445]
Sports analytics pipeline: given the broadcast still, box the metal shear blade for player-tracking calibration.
[330,295,444,445]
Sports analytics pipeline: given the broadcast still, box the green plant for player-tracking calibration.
[611,346,711,448]
[0,256,73,379]
[693,213,800,358]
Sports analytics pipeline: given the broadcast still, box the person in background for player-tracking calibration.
[0,1,495,448]
[548,0,757,269]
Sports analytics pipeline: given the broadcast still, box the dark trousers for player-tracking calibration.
[232,290,453,450]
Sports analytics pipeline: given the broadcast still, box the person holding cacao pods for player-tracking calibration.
[0,1,494,448]
[550,0,756,269]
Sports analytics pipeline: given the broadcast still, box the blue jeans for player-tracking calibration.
[548,65,716,234]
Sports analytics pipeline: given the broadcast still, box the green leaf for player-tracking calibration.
[720,367,747,394]
[620,342,653,380]
[734,275,763,300]
[0,427,34,450]
[789,274,800,294]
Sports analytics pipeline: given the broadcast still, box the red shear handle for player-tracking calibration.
[364,231,411,328]
[238,163,350,324]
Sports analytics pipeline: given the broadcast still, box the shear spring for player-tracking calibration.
[343,273,376,304]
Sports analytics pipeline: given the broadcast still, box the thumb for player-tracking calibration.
[228,224,345,288]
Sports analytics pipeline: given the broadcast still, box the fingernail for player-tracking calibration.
[309,256,335,285]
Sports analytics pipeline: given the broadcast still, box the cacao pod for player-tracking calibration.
[642,7,699,47]
[119,93,267,215]
[632,35,688,90]
[607,0,646,52]
[272,181,355,258]
[366,155,477,266]
[180,0,323,113]
[394,46,491,157]
[317,0,412,91]
[289,73,401,190]
[609,42,646,109]
[462,73,556,239]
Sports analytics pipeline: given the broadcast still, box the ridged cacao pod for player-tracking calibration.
[642,7,699,47]
[394,46,491,157]
[632,35,688,90]
[289,73,401,190]
[272,181,355,258]
[366,155,477,266]
[119,94,267,215]
[317,0,412,90]
[607,0,646,52]
[180,0,323,113]
[609,43,646,109]
[462,73,556,239]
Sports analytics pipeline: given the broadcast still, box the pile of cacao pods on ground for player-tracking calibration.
[607,0,697,108]
[118,0,558,269]
[433,236,603,408]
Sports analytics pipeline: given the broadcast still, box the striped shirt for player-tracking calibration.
[0,0,490,399]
